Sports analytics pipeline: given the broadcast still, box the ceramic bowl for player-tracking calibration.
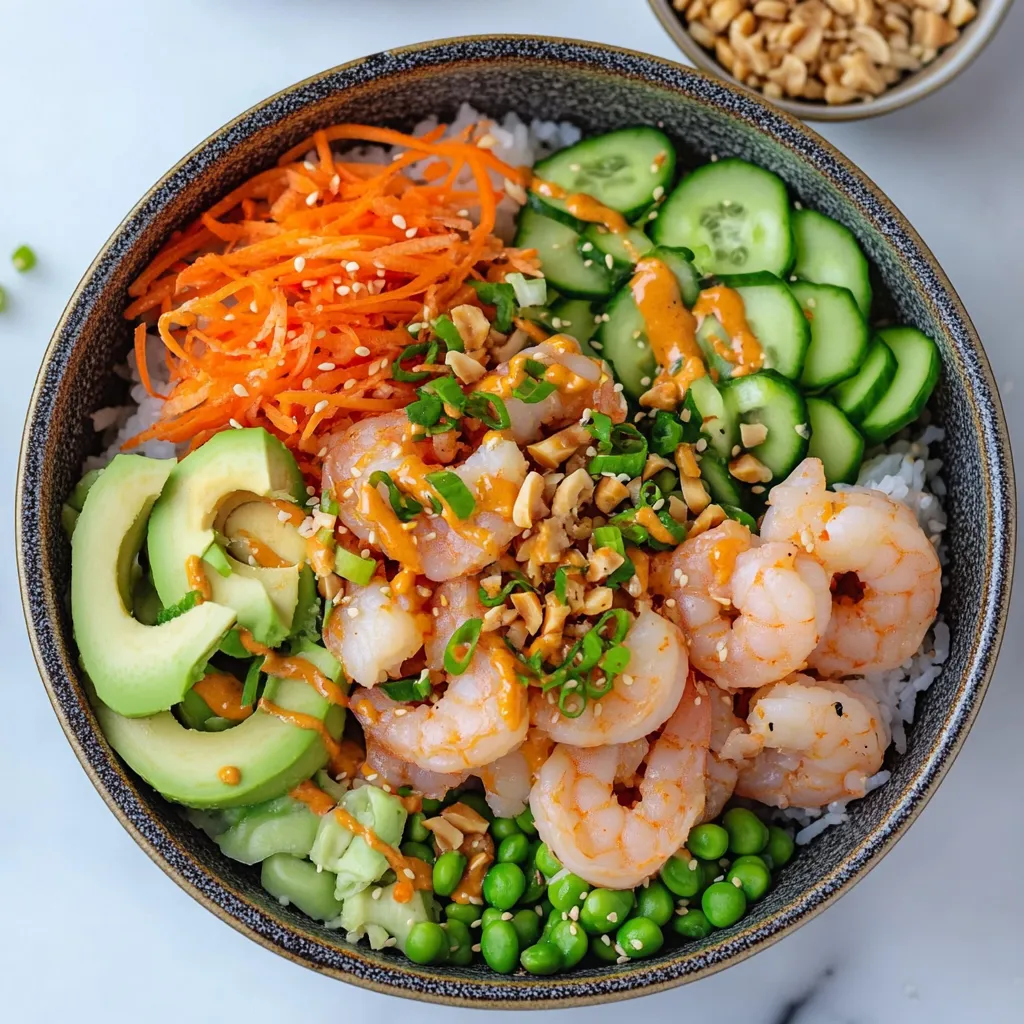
[649,0,1016,121]
[17,35,1014,1007]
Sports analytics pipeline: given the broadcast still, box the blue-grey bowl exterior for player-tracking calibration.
[16,36,1014,1007]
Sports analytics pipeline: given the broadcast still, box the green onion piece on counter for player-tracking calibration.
[649,410,684,456]
[512,378,557,404]
[155,590,201,625]
[558,686,587,718]
[431,314,464,352]
[587,411,613,447]
[523,358,548,379]
[464,392,511,430]
[468,280,517,332]
[505,272,547,308]
[406,390,443,428]
[392,340,438,383]
[240,657,263,708]
[478,572,536,608]
[426,470,475,518]
[444,618,483,675]
[202,541,233,578]
[369,470,423,521]
[424,376,467,412]
[11,244,36,273]
[334,548,376,586]
[588,423,648,479]
[380,670,432,702]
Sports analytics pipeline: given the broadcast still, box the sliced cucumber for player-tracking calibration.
[514,206,614,300]
[827,335,897,426]
[651,159,793,277]
[806,397,865,486]
[717,272,810,380]
[688,374,738,460]
[699,450,747,508]
[580,224,653,278]
[650,246,701,307]
[721,370,809,482]
[532,127,677,222]
[593,288,655,400]
[791,281,869,391]
[548,298,600,355]
[695,314,737,381]
[859,326,940,443]
[792,209,872,317]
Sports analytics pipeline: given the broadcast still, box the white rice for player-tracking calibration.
[87,107,951,849]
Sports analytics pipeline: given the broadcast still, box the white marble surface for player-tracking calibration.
[1,1,1022,1020]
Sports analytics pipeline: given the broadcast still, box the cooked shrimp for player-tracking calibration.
[423,578,484,670]
[702,681,745,822]
[654,519,832,690]
[363,732,468,801]
[477,731,554,818]
[761,458,942,676]
[530,607,688,746]
[323,411,528,581]
[734,674,890,809]
[529,685,711,889]
[478,336,627,444]
[324,575,427,687]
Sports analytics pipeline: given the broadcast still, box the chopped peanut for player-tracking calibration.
[527,424,591,470]
[450,304,490,352]
[441,802,490,834]
[511,591,544,635]
[551,468,595,518]
[729,453,774,484]
[586,547,627,583]
[594,476,630,513]
[445,350,487,384]
[583,587,614,615]
[423,816,464,853]
[513,471,548,529]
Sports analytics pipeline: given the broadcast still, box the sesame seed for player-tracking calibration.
[233,383,249,398]
[345,261,360,274]
[229,418,243,429]
[293,256,306,273]
[581,242,594,252]
[338,285,351,296]
[371,888,382,900]
[653,186,665,200]
[405,227,418,239]
[630,939,643,951]
[313,400,329,413]
[569,924,578,936]
[688,859,698,870]
[392,214,407,230]
[607,911,618,923]
[249,301,258,313]
[714,875,725,883]
[568,906,580,920]
[347,607,360,618]
[616,955,630,965]
[501,912,513,921]
[605,253,614,269]
[305,191,319,206]
[355,345,371,357]
[223,314,235,321]
[665,598,676,608]
[318,362,336,371]
[613,383,624,393]
[471,944,481,953]
[640,376,652,386]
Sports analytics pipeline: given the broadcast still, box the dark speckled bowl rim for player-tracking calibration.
[17,35,1015,1007]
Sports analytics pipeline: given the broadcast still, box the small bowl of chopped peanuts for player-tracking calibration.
[649,0,1014,119]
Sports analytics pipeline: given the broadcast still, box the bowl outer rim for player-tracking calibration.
[15,33,1017,1007]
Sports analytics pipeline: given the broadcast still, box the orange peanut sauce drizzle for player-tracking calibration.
[692,285,765,377]
[235,529,290,568]
[185,555,212,601]
[193,672,252,722]
[332,807,432,903]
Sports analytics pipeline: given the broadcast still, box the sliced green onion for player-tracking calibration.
[315,526,336,550]
[320,493,340,516]
[588,424,648,479]
[608,510,650,546]
[465,392,511,430]
[558,685,587,718]
[202,541,233,578]
[406,390,443,427]
[574,631,605,674]
[523,358,548,379]
[335,547,376,585]
[241,657,264,708]
[554,565,574,605]
[11,245,36,273]
[381,670,433,702]
[426,471,475,519]
[585,672,615,700]
[468,280,517,332]
[478,572,536,608]
[594,608,631,644]
[444,619,483,675]
[322,602,334,633]
[425,376,467,412]
[512,378,557,404]
[369,470,423,521]
[392,341,438,383]
[600,644,631,678]
[587,411,613,447]
[638,481,663,508]
[155,590,201,625]
[219,629,249,659]
[592,525,626,557]
[723,505,758,531]
[506,272,547,308]
[654,509,687,546]
[649,410,685,456]
[432,314,464,352]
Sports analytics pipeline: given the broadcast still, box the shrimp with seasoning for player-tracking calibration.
[529,685,711,889]
[363,732,468,801]
[653,519,832,690]
[702,679,746,822]
[761,458,942,677]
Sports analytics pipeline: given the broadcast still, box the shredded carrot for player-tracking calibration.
[123,120,538,481]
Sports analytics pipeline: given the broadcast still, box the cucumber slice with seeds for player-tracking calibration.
[687,374,737,461]
[792,209,872,317]
[806,397,865,486]
[580,224,654,278]
[549,298,600,356]
[594,289,654,400]
[791,281,869,391]
[859,327,940,443]
[827,335,897,426]
[698,450,748,509]
[652,159,793,277]
[514,206,613,300]
[650,246,701,307]
[532,127,677,222]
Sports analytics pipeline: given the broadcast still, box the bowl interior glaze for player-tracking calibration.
[17,36,1014,1007]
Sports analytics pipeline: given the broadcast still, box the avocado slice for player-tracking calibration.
[147,428,307,647]
[338,883,439,952]
[71,455,236,718]
[224,499,308,566]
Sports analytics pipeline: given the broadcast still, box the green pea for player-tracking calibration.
[590,934,620,963]
[549,918,589,968]
[697,859,721,893]
[481,907,504,928]
[480,920,520,975]
[548,872,589,912]
[515,806,538,836]
[444,902,481,926]
[421,797,442,815]
[498,833,531,864]
[727,858,771,901]
[722,807,769,855]
[535,842,562,879]
[687,823,730,861]
[702,881,748,928]
[405,812,430,844]
[767,826,795,868]
[520,942,563,976]
[400,840,435,866]
[580,888,634,935]
[541,908,562,942]
[510,907,543,947]
[444,919,474,966]
[615,916,664,959]
[483,862,526,910]
[490,817,522,842]
[672,908,713,940]
[432,851,467,898]
[660,853,703,898]
[520,862,547,905]
[455,791,493,820]
[633,880,674,927]
[406,921,449,965]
